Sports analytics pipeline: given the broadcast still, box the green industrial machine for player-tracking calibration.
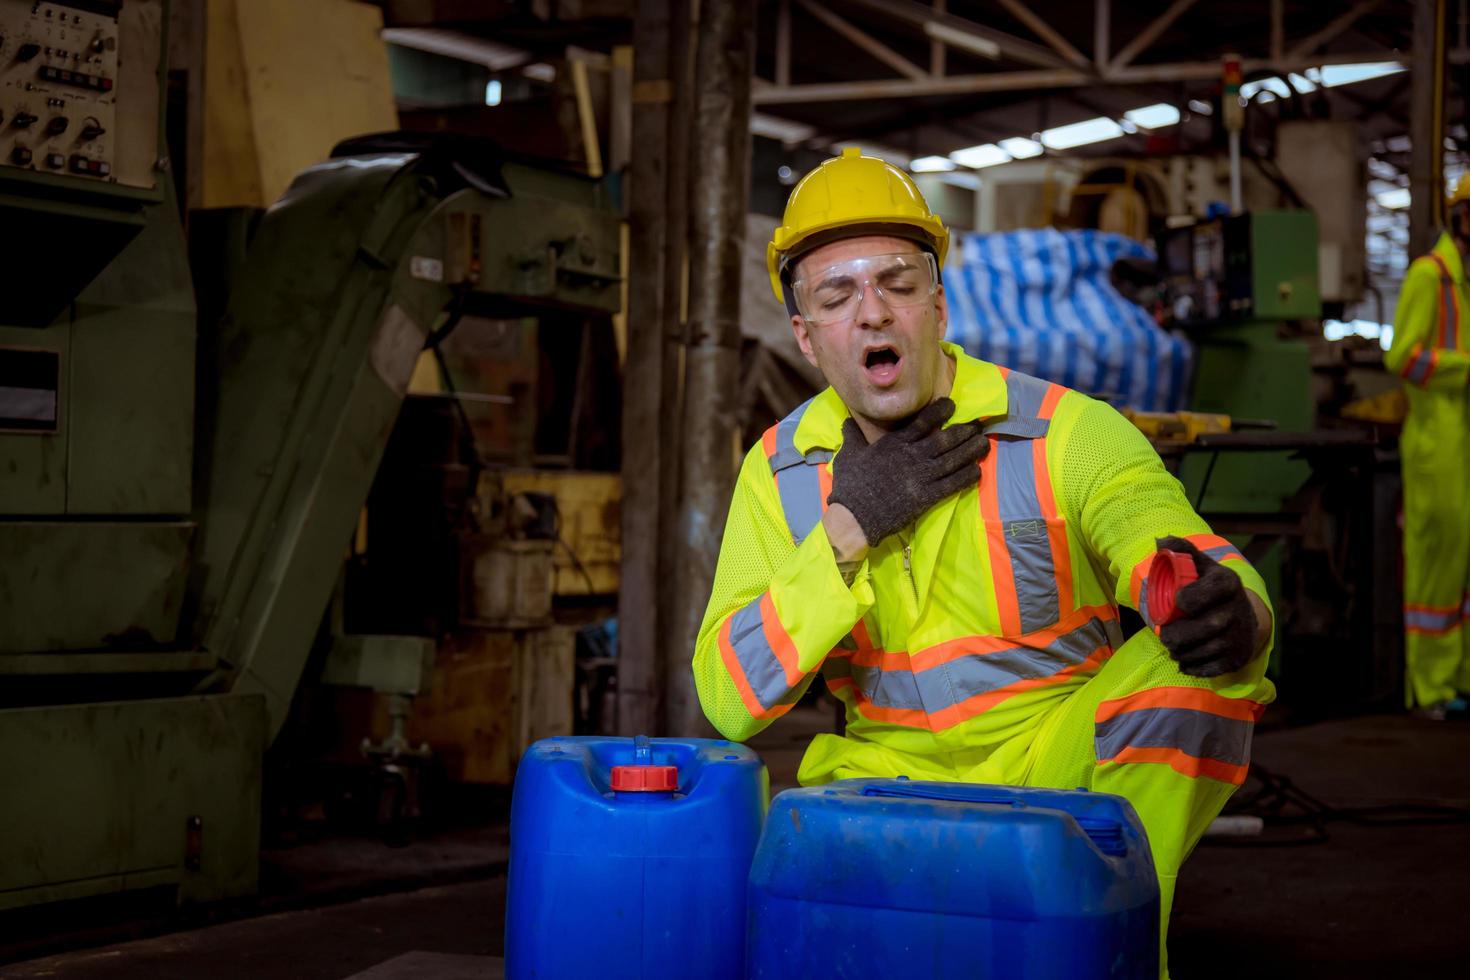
[0,0,619,913]
[1157,210,1320,511]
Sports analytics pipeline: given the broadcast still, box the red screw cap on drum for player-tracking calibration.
[1146,549,1199,627]
[611,734,679,792]
[610,764,679,792]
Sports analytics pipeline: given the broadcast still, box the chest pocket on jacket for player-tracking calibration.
[978,381,1074,637]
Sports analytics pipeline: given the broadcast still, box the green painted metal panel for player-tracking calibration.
[0,694,265,910]
[67,176,196,514]
[1246,210,1320,320]
[0,521,193,652]
[0,324,68,514]
[1182,320,1314,514]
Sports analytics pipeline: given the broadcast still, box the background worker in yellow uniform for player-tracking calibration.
[1386,176,1470,720]
[692,148,1275,975]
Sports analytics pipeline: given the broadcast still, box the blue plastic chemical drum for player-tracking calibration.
[506,735,767,980]
[746,779,1159,979]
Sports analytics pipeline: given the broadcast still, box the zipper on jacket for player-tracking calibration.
[900,535,919,608]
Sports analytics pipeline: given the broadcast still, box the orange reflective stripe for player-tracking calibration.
[1096,685,1265,724]
[1031,436,1074,613]
[1400,344,1440,386]
[1184,533,1232,552]
[1128,559,1148,610]
[758,592,803,687]
[844,645,1112,731]
[761,425,778,458]
[978,442,1023,635]
[1038,383,1066,420]
[906,603,1116,671]
[1099,746,1250,786]
[1428,253,1461,349]
[718,616,785,720]
[817,460,833,511]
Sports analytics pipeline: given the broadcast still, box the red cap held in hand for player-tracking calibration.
[1147,549,1199,627]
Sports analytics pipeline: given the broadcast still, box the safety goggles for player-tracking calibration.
[790,251,939,325]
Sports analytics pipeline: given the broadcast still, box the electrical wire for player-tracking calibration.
[1207,762,1470,848]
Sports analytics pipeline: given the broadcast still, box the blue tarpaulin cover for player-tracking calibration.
[945,228,1191,411]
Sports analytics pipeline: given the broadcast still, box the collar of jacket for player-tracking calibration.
[792,340,1009,455]
[1433,231,1466,284]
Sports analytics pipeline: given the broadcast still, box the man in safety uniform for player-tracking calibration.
[1386,175,1470,720]
[693,148,1275,973]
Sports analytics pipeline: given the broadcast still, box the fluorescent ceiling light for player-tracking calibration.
[1319,62,1406,87]
[1039,116,1124,150]
[1188,99,1213,116]
[998,137,1043,159]
[911,155,957,172]
[750,113,816,143]
[1124,103,1180,130]
[1376,187,1410,210]
[1288,73,1317,94]
[922,22,1001,60]
[936,171,982,191]
[523,62,556,82]
[484,79,502,106]
[950,143,1011,168]
[1241,77,1290,101]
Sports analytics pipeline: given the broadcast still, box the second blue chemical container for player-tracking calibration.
[747,779,1159,979]
[506,735,767,980]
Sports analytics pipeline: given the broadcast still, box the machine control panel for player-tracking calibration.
[1,1,121,183]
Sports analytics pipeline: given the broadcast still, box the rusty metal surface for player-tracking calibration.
[667,0,756,735]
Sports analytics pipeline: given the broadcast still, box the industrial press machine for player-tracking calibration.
[0,0,620,912]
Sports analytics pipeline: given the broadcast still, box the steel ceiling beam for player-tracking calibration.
[752,51,1401,104]
[1287,0,1384,60]
[798,0,928,81]
[992,0,1092,70]
[1107,0,1200,74]
[833,0,1072,70]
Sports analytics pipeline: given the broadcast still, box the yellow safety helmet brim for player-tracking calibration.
[766,147,949,306]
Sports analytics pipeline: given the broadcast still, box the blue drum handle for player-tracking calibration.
[859,782,1127,855]
[860,783,1026,807]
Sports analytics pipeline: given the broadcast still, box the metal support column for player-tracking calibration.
[668,0,756,735]
[1410,0,1448,258]
[618,0,673,735]
[657,0,695,735]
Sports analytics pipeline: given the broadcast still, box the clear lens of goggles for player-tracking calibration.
[791,251,938,324]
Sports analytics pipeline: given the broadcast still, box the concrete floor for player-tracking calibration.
[4,708,1468,979]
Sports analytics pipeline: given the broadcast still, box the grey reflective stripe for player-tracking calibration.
[1004,370,1051,418]
[774,462,826,546]
[727,595,789,710]
[1405,349,1435,384]
[826,615,1120,715]
[992,381,1059,633]
[769,398,815,473]
[982,416,1048,439]
[1202,544,1242,562]
[1405,607,1462,632]
[768,398,832,546]
[1094,706,1254,768]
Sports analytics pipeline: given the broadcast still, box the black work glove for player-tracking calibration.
[1156,535,1262,677]
[826,398,989,546]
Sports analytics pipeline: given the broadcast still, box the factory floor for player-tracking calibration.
[4,707,1468,979]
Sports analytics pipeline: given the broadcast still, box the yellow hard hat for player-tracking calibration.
[1450,173,1470,206]
[767,147,949,305]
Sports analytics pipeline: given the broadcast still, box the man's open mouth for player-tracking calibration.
[863,345,902,386]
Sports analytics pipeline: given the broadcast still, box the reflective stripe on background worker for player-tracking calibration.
[1386,175,1470,720]
[691,148,1276,978]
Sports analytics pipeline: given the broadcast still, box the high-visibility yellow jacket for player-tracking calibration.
[693,342,1273,774]
[1387,232,1470,394]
